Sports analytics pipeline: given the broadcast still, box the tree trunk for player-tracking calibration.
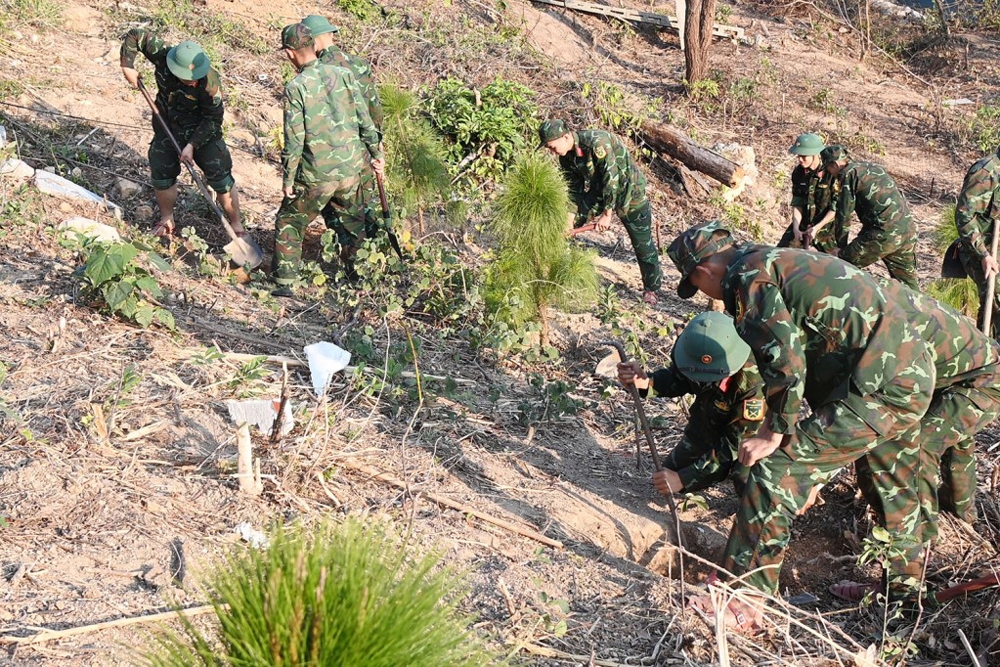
[636,120,744,188]
[683,0,718,85]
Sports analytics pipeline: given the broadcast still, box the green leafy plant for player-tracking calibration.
[180,227,217,276]
[517,374,589,427]
[337,0,380,21]
[227,356,269,397]
[142,518,499,667]
[75,242,175,329]
[485,152,599,347]
[928,204,979,318]
[581,81,658,133]
[425,77,538,186]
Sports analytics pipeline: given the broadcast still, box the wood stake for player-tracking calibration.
[236,423,261,495]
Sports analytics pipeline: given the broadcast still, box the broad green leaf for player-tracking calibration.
[146,252,172,272]
[134,304,154,328]
[84,246,126,285]
[103,280,134,310]
[871,526,891,543]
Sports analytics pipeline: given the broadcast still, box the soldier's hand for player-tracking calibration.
[180,143,195,166]
[802,227,814,247]
[829,247,840,258]
[594,210,613,232]
[283,185,296,199]
[371,157,385,177]
[121,67,140,88]
[984,254,999,279]
[616,361,649,391]
[653,469,683,496]
[791,224,803,246]
[738,431,783,467]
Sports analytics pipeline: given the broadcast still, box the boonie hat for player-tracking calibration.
[167,41,210,81]
[666,220,736,299]
[674,311,752,383]
[280,23,314,50]
[302,15,339,35]
[538,119,570,147]
[820,145,849,167]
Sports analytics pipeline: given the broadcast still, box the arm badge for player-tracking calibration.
[742,398,764,421]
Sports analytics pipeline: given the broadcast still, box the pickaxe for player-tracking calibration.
[601,339,685,605]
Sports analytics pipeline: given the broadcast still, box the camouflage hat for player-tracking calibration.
[302,15,339,36]
[820,145,849,166]
[667,220,735,299]
[538,119,570,147]
[280,23,314,50]
[674,311,751,383]
[788,132,825,156]
[166,41,210,81]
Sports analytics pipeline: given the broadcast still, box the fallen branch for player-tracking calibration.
[521,641,684,665]
[340,459,563,549]
[0,605,218,645]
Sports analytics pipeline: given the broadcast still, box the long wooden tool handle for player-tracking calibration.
[935,573,1000,603]
[375,169,390,219]
[136,77,240,243]
[982,220,1000,335]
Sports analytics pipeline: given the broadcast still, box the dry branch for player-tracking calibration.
[340,459,564,549]
[0,605,218,645]
[637,121,745,188]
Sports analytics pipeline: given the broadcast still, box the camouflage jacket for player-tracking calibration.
[790,164,838,229]
[558,130,647,224]
[955,149,1000,261]
[645,355,765,491]
[317,45,383,131]
[722,244,928,436]
[120,28,224,148]
[282,59,382,189]
[879,279,1000,391]
[833,160,916,266]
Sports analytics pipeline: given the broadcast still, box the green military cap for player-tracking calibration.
[674,311,752,383]
[538,119,570,147]
[788,132,825,156]
[667,220,735,299]
[820,145,849,166]
[166,41,210,81]
[302,15,339,35]
[280,22,314,50]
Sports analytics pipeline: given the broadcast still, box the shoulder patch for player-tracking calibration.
[734,292,747,323]
[742,398,765,421]
[594,145,607,159]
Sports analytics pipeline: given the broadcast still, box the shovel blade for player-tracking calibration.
[225,236,264,270]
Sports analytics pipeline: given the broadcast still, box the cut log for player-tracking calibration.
[637,120,745,188]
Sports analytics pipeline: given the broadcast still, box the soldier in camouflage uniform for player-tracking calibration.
[120,30,245,239]
[955,147,1000,337]
[539,119,661,306]
[272,24,383,296]
[777,133,845,253]
[835,281,1000,600]
[302,15,385,247]
[618,311,766,498]
[822,145,919,290]
[667,220,935,630]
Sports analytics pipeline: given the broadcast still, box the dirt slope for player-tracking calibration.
[2,0,1000,665]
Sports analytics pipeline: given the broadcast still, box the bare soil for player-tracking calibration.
[1,0,999,665]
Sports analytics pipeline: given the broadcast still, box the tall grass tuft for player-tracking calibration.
[141,518,500,667]
[486,152,599,346]
[928,203,979,318]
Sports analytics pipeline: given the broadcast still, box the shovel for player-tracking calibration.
[136,77,263,270]
[374,170,404,261]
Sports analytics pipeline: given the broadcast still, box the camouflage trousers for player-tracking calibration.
[958,244,1000,339]
[668,406,747,496]
[272,178,366,286]
[148,129,234,193]
[857,382,1000,537]
[776,220,847,255]
[841,227,919,290]
[720,351,934,595]
[322,161,380,251]
[620,201,662,292]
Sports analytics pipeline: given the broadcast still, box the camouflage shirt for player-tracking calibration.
[879,278,1000,390]
[317,45,383,131]
[558,130,647,224]
[120,28,224,148]
[790,164,838,229]
[833,160,916,266]
[955,149,1000,261]
[282,59,382,189]
[645,356,765,490]
[721,244,927,435]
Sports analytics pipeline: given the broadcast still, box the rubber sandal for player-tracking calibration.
[830,580,878,602]
[642,291,658,306]
[689,592,764,636]
[152,221,174,237]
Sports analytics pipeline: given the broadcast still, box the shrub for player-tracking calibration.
[75,241,175,329]
[141,518,499,667]
[485,152,599,347]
